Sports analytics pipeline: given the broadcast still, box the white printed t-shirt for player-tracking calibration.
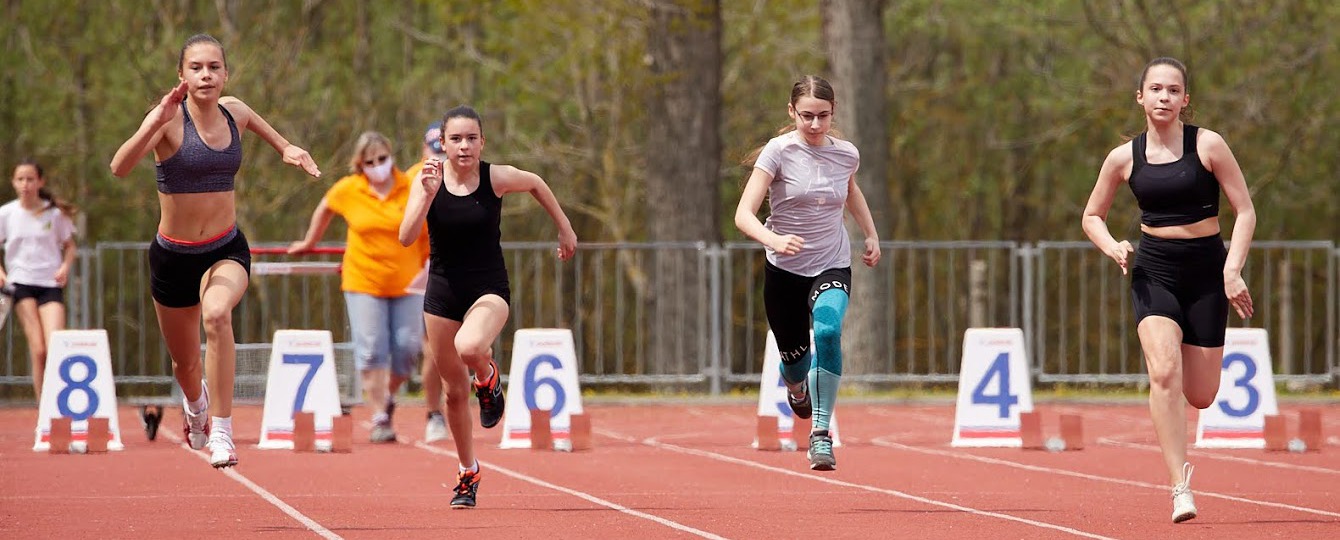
[0,200,76,288]
[754,131,860,277]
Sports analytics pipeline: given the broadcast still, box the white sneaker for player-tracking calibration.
[425,411,449,443]
[208,430,238,469]
[369,421,397,443]
[1171,462,1197,523]
[182,382,210,450]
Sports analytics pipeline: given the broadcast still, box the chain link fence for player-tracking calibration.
[2,240,1336,401]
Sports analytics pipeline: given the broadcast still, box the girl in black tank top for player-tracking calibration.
[397,106,577,508]
[426,162,506,279]
[1080,57,1257,524]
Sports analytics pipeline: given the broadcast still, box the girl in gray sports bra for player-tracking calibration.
[109,33,322,471]
[155,101,241,194]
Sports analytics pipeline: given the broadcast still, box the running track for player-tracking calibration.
[2,402,1337,539]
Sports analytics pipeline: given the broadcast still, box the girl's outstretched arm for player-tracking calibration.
[222,97,321,178]
[492,165,577,260]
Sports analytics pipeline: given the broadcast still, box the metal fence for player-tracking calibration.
[2,240,1337,400]
[720,241,1021,386]
[1028,241,1336,386]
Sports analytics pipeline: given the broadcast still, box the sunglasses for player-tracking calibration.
[362,154,390,167]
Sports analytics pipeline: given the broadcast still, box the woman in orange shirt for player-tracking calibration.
[290,131,430,443]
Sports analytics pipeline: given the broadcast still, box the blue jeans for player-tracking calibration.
[344,292,424,377]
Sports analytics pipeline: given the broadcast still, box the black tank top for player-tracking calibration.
[1127,124,1220,227]
[426,162,506,279]
[156,102,242,194]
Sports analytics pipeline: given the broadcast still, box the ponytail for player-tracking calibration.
[741,124,792,169]
[38,187,79,217]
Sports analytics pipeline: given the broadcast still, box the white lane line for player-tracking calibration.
[162,430,342,540]
[596,429,1114,540]
[1096,435,1340,475]
[871,435,1340,519]
[412,441,729,540]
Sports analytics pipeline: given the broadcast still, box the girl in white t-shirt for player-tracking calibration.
[0,160,78,399]
[735,76,881,471]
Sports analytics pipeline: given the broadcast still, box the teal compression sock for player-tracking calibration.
[809,367,841,432]
[810,288,848,431]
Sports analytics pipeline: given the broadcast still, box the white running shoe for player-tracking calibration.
[182,382,210,450]
[425,411,449,443]
[1171,462,1197,523]
[208,430,238,469]
[369,421,397,443]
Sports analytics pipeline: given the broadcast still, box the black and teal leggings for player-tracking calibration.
[763,261,852,384]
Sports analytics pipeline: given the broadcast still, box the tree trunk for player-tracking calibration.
[213,0,239,43]
[353,1,372,114]
[643,0,722,381]
[822,0,889,380]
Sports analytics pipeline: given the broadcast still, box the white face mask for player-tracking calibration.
[365,159,395,183]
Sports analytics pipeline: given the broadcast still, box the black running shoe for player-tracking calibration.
[787,380,813,420]
[808,430,836,471]
[451,469,481,509]
[474,361,505,429]
[141,405,162,441]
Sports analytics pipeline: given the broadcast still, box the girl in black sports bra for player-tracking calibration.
[398,105,577,509]
[110,34,321,470]
[1081,57,1257,525]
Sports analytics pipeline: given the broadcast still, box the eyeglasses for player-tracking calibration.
[362,154,390,167]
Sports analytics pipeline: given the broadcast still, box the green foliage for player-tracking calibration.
[881,0,1339,241]
[1,0,1336,244]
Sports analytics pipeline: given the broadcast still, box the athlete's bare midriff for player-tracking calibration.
[1141,215,1219,239]
[157,191,236,240]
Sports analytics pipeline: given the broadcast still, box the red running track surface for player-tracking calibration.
[2,402,1337,539]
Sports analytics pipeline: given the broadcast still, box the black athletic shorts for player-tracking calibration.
[1130,232,1229,347]
[10,283,63,306]
[148,228,251,308]
[423,271,511,322]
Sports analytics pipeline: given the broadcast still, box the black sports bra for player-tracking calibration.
[1127,124,1220,227]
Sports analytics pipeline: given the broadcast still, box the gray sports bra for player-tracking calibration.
[155,102,241,194]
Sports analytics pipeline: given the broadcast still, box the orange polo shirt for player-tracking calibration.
[324,169,430,297]
[403,158,431,182]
